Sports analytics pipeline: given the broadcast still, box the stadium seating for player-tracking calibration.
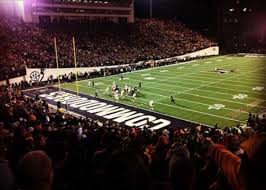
[0,85,265,190]
[0,17,215,72]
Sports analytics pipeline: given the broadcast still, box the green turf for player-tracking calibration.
[59,55,266,128]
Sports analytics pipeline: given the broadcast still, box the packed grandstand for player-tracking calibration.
[0,17,215,75]
[1,1,266,190]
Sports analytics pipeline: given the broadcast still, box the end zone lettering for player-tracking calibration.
[39,91,171,130]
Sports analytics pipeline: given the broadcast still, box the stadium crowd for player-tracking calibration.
[0,84,266,190]
[0,17,215,72]
[249,47,266,54]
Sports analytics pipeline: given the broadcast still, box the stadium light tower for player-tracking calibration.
[149,0,152,18]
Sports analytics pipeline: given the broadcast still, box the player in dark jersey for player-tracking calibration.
[170,96,175,104]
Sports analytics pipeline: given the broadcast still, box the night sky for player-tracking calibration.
[134,0,266,37]
[134,0,215,25]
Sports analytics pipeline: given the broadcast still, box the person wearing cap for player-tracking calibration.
[209,133,266,190]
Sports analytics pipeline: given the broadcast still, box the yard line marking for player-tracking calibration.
[126,74,266,96]
[98,80,266,108]
[130,59,266,87]
[137,64,266,88]
[63,84,245,123]
[192,64,200,66]
[59,85,216,127]
[76,59,209,84]
[149,66,266,83]
[75,56,265,100]
[151,72,265,88]
[165,68,266,83]
[152,71,266,86]
[118,66,266,103]
[76,56,264,88]
[97,77,266,109]
[148,66,266,109]
[141,74,151,76]
[76,83,250,114]
[93,75,265,101]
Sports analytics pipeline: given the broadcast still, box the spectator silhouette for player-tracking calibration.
[17,150,53,190]
[210,133,266,190]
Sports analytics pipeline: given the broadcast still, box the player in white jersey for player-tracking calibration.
[128,87,132,95]
[114,91,120,102]
[120,89,125,98]
[149,100,154,110]
[125,84,129,91]
[132,92,137,102]
[112,82,117,92]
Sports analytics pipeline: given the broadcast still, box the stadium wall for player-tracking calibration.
[157,46,219,63]
[0,46,219,85]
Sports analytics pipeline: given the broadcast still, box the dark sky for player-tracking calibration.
[134,0,266,36]
[134,0,216,27]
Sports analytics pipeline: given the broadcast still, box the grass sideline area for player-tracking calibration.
[59,55,266,128]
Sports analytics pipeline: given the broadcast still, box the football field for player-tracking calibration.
[59,55,266,128]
